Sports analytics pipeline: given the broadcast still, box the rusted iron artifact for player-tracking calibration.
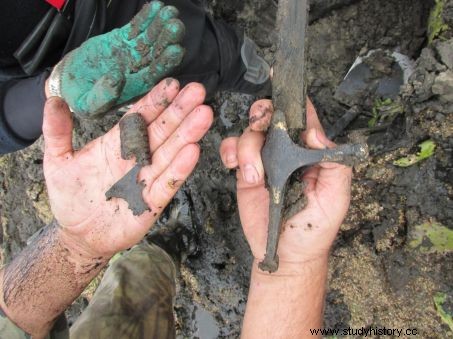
[259,0,368,273]
[106,113,151,216]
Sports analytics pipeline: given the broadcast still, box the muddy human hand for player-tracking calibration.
[47,1,185,118]
[220,99,352,270]
[43,79,212,260]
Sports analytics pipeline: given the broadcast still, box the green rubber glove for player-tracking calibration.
[49,1,185,118]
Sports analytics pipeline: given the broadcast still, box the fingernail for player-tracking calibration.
[243,164,259,184]
[226,153,237,165]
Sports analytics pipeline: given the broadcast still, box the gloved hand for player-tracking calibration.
[48,1,185,118]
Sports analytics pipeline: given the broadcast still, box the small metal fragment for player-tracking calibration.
[106,113,151,215]
[119,112,151,166]
[105,165,149,216]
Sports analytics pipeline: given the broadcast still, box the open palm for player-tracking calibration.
[44,79,213,258]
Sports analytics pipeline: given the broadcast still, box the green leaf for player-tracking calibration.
[434,292,453,332]
[418,140,437,159]
[393,140,436,167]
[408,222,453,253]
[428,0,449,44]
[368,98,403,128]
[368,116,378,128]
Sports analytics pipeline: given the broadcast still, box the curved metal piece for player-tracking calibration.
[259,110,368,273]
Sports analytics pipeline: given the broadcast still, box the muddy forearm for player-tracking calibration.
[242,257,328,339]
[0,220,108,338]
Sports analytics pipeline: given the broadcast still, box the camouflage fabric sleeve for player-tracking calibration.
[0,309,69,339]
[70,242,177,339]
[0,308,30,339]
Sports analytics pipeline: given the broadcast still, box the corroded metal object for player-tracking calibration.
[106,113,151,216]
[259,0,368,273]
[258,0,309,273]
[119,112,151,166]
[259,112,368,273]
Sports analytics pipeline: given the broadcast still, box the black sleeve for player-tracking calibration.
[98,0,266,98]
[0,71,48,155]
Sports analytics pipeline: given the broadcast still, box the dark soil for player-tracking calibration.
[1,0,452,338]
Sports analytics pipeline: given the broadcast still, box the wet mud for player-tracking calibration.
[0,0,452,338]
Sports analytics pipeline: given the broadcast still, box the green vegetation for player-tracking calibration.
[394,140,436,167]
[368,98,403,128]
[82,272,104,300]
[434,293,453,332]
[428,0,449,44]
[408,222,453,253]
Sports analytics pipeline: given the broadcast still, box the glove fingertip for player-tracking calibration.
[165,44,185,59]
[127,1,164,39]
[159,5,179,21]
[164,19,186,43]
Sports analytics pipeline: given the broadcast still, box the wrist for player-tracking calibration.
[0,221,108,338]
[55,220,110,270]
[242,255,328,337]
[251,254,329,280]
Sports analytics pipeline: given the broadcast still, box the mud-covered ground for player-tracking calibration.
[1,0,452,338]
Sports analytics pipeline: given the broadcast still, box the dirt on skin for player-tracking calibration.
[1,0,452,338]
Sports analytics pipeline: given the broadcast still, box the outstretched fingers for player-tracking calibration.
[141,144,200,215]
[148,82,207,152]
[150,105,213,175]
[136,83,212,205]
[128,77,181,125]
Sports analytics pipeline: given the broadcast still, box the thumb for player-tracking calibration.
[43,97,74,158]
